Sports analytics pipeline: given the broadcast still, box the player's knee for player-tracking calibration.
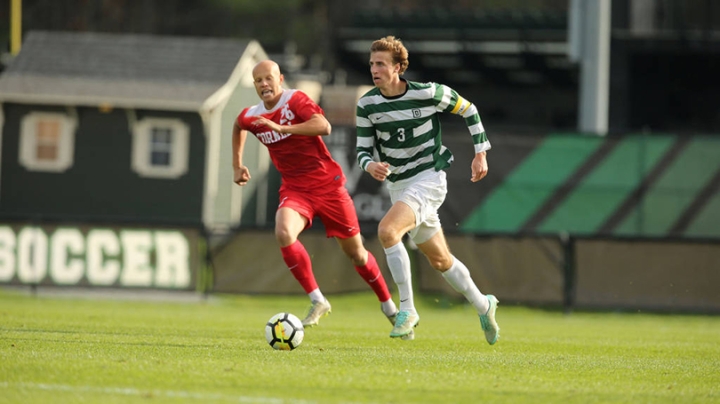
[377,225,402,248]
[344,248,366,265]
[337,235,367,264]
[274,228,296,247]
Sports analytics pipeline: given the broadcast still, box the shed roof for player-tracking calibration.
[0,31,258,111]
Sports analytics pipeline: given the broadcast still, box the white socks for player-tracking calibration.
[381,299,397,317]
[442,256,490,314]
[308,288,325,304]
[384,242,416,314]
[311,290,397,317]
[384,245,488,316]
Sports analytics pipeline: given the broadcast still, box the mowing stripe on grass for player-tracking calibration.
[0,382,315,404]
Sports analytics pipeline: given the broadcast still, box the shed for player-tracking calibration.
[0,30,272,230]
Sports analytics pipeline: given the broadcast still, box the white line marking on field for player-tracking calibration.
[0,382,316,404]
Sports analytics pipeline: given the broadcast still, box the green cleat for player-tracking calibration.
[479,295,500,345]
[389,310,419,339]
[386,310,415,340]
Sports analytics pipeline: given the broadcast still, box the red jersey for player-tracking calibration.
[236,90,345,194]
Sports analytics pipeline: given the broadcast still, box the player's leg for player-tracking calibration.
[335,234,396,318]
[318,188,397,320]
[416,228,488,313]
[275,194,331,327]
[416,225,499,345]
[276,206,317,297]
[379,171,454,338]
[378,201,419,338]
[378,201,417,312]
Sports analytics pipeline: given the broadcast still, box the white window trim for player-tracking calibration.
[131,117,189,179]
[19,111,77,172]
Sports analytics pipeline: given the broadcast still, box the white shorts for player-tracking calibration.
[388,169,447,245]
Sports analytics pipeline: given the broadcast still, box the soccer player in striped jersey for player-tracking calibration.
[356,36,500,345]
[233,60,398,329]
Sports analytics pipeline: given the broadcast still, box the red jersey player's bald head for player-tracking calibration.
[252,60,285,110]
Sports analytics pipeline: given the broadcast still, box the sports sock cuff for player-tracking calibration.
[383,242,404,255]
[449,255,469,275]
[280,240,305,255]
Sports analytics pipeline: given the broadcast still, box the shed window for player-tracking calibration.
[150,127,173,167]
[19,112,76,172]
[36,121,61,161]
[131,118,189,179]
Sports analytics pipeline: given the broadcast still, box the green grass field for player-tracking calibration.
[1,288,718,404]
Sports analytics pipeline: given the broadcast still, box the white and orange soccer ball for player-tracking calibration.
[265,312,304,350]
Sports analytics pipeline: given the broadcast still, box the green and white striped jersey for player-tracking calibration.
[356,79,490,183]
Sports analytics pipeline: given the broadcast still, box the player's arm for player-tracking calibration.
[355,103,391,181]
[438,83,490,182]
[252,113,331,137]
[232,121,251,186]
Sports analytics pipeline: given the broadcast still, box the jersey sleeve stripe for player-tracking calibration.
[437,84,453,111]
[357,116,373,127]
[357,137,374,148]
[474,141,491,154]
[376,130,391,142]
[462,103,479,119]
[358,154,373,170]
[357,93,389,109]
[468,122,485,135]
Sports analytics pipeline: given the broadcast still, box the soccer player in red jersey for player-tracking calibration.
[232,60,400,330]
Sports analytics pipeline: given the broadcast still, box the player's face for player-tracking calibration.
[252,65,284,105]
[369,51,399,90]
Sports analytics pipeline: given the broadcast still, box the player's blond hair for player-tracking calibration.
[370,36,409,75]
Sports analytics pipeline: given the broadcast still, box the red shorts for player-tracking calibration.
[278,186,361,239]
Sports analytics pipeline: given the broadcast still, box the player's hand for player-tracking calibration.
[252,116,282,133]
[234,166,251,185]
[471,152,488,182]
[367,162,392,182]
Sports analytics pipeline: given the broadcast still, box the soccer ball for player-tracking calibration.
[265,312,304,350]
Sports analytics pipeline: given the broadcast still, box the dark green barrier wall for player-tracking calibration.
[458,133,720,239]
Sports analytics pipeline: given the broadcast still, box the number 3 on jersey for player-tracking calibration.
[397,128,406,142]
